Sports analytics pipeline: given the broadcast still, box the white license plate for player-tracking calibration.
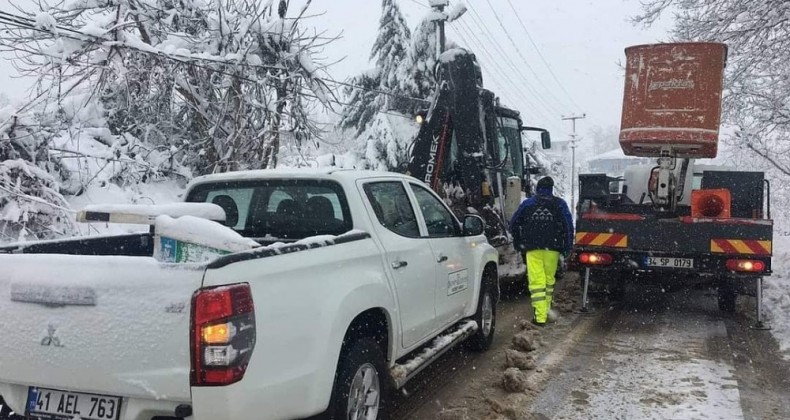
[645,256,694,269]
[26,387,121,420]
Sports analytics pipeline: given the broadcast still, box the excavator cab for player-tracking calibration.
[406,48,551,244]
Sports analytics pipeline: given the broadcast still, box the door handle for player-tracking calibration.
[436,255,448,263]
[391,260,408,270]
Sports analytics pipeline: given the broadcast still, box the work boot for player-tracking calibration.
[531,319,546,327]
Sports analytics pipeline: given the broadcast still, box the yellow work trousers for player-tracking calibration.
[526,249,560,324]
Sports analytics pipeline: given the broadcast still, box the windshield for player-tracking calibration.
[185,179,353,241]
[495,116,524,178]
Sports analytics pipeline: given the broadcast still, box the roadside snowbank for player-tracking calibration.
[765,233,790,356]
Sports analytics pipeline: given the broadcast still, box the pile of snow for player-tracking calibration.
[765,232,790,356]
[155,215,260,253]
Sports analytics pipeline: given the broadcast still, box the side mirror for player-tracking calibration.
[541,131,551,149]
[462,215,485,237]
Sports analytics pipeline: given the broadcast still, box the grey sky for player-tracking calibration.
[0,0,669,141]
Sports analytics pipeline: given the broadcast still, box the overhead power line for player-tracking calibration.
[451,21,564,135]
[504,0,582,112]
[462,2,567,118]
[470,0,567,115]
[453,17,564,128]
[404,0,430,8]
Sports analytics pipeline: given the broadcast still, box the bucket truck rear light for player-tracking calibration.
[691,189,732,218]
[726,259,766,273]
[579,252,613,266]
[191,283,256,386]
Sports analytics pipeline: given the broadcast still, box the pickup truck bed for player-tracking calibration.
[0,169,499,420]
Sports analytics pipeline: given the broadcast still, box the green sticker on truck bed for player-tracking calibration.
[159,237,231,263]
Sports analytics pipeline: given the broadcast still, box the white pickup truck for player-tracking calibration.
[0,169,499,420]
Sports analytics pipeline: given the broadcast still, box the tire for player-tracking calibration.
[609,282,626,302]
[330,337,390,420]
[718,286,737,313]
[608,271,627,302]
[467,278,497,351]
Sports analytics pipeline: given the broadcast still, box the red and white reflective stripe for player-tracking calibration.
[711,239,772,256]
[575,232,628,248]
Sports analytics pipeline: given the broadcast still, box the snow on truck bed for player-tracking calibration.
[156,215,260,252]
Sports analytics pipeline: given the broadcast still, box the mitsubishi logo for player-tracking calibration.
[41,325,64,347]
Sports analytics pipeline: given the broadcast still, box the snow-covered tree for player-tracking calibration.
[587,125,621,155]
[372,0,412,111]
[340,0,412,128]
[339,71,383,137]
[339,0,418,170]
[635,0,790,178]
[402,15,439,102]
[0,111,74,242]
[0,0,333,240]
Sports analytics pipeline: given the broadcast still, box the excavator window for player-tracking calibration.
[494,116,523,179]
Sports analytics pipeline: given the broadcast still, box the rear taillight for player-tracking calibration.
[579,252,613,266]
[191,283,255,386]
[726,259,766,273]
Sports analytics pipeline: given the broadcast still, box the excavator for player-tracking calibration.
[405,48,552,276]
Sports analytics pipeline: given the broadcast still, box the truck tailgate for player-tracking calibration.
[0,254,205,404]
[576,218,773,254]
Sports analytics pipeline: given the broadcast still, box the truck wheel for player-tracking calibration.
[609,283,626,301]
[608,271,627,301]
[468,279,497,351]
[718,286,737,313]
[331,337,390,420]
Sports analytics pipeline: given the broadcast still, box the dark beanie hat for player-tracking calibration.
[537,177,554,189]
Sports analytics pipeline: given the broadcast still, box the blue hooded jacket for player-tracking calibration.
[509,186,574,254]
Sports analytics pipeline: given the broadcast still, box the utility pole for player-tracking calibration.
[430,0,449,59]
[562,114,586,215]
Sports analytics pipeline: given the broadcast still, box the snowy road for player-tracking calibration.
[399,280,790,420]
[531,287,790,420]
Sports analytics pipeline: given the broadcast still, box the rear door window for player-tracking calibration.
[363,182,421,238]
[186,179,352,241]
[410,184,460,238]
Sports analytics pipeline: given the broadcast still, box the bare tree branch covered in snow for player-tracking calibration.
[0,0,335,240]
[635,0,790,178]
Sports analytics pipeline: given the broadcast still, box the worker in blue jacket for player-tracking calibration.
[509,177,574,326]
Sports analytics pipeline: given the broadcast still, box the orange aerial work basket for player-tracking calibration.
[691,189,732,218]
[619,42,728,159]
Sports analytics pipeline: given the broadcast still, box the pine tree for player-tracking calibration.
[372,0,412,112]
[339,0,418,170]
[340,0,413,133]
[402,15,439,102]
